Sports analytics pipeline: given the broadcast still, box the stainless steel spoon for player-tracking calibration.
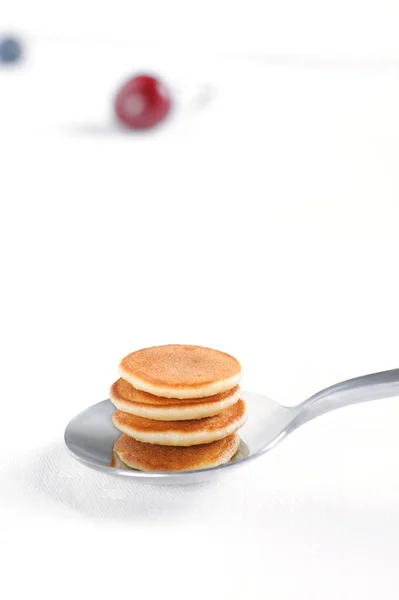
[64,368,399,484]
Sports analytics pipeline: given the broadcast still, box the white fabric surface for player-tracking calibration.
[2,13,399,599]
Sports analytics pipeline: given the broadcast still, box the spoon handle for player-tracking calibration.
[297,368,399,426]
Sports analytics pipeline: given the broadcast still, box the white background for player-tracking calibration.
[1,2,399,599]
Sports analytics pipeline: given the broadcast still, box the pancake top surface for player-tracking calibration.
[110,378,240,407]
[119,345,241,389]
[113,398,247,433]
[114,432,240,471]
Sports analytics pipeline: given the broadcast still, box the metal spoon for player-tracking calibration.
[64,368,399,485]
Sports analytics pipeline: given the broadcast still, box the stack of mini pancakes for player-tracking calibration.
[110,344,247,472]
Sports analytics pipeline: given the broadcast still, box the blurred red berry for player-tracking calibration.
[115,74,172,130]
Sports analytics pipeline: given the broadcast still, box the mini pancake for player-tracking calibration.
[113,432,241,472]
[112,398,247,446]
[110,379,241,421]
[119,344,241,399]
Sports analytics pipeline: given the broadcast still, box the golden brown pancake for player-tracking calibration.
[119,344,241,399]
[110,378,238,405]
[112,399,247,446]
[113,433,241,472]
[109,378,241,420]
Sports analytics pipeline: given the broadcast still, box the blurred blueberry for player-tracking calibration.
[0,37,23,64]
